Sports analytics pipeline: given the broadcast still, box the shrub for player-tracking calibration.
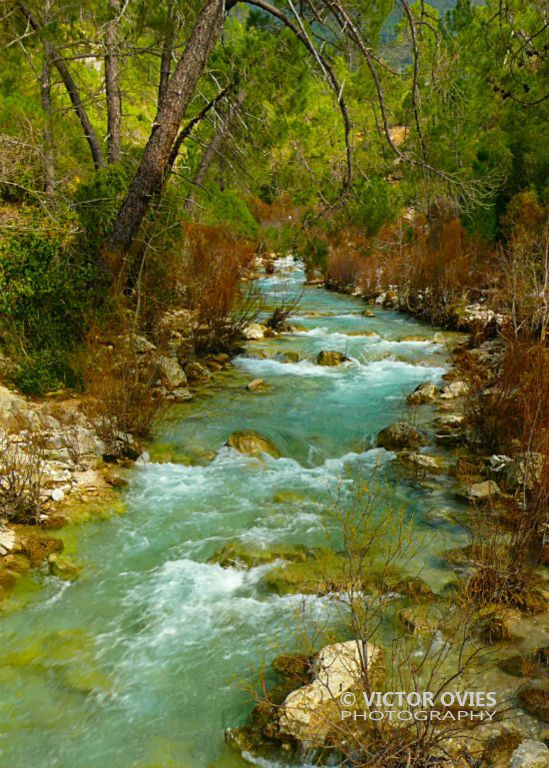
[0,210,102,394]
[0,428,45,524]
[181,224,258,353]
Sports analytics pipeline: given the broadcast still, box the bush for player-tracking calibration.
[181,224,258,353]
[0,211,102,394]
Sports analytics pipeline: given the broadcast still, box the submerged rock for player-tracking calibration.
[517,682,549,723]
[246,378,266,392]
[377,422,424,450]
[510,739,549,767]
[362,308,376,317]
[399,605,443,634]
[407,381,438,404]
[209,542,311,569]
[316,350,349,366]
[226,431,280,458]
[264,548,351,595]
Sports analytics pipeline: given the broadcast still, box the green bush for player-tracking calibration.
[0,212,102,394]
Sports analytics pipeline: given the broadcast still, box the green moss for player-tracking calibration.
[208,542,314,569]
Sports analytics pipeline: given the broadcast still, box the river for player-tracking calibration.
[0,257,475,767]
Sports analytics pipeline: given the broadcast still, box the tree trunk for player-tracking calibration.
[158,6,176,108]
[41,1,55,198]
[107,0,225,258]
[183,90,245,211]
[18,2,105,170]
[105,0,122,164]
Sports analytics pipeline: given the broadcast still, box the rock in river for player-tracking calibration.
[406,381,438,404]
[377,422,424,450]
[226,431,280,458]
[316,350,349,366]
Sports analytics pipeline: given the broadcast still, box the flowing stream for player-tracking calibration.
[0,258,476,768]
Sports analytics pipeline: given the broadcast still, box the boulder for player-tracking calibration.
[316,350,349,366]
[243,323,267,340]
[510,739,549,768]
[226,431,280,458]
[158,356,187,389]
[439,380,469,399]
[458,479,500,502]
[0,527,16,556]
[407,382,438,405]
[377,422,424,450]
[362,309,376,317]
[278,640,383,743]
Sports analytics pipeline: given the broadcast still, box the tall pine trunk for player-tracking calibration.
[107,0,225,259]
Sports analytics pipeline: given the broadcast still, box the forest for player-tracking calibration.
[0,1,548,767]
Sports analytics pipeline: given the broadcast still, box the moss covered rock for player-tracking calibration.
[226,431,280,458]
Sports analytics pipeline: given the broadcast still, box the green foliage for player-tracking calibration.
[345,178,399,236]
[0,212,102,394]
[74,166,129,243]
[204,189,258,238]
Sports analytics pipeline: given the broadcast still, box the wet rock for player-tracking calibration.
[377,422,424,450]
[362,309,376,317]
[459,479,500,502]
[398,451,446,474]
[243,323,267,340]
[264,548,350,595]
[247,378,266,392]
[275,351,300,363]
[209,542,311,569]
[20,535,63,566]
[399,605,442,634]
[510,738,549,767]
[316,350,349,366]
[517,683,549,723]
[158,356,187,389]
[440,380,470,399]
[171,387,193,402]
[48,554,80,581]
[278,640,383,743]
[435,414,466,445]
[407,381,438,404]
[185,361,212,381]
[226,431,280,458]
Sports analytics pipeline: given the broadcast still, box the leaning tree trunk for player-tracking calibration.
[183,90,245,212]
[107,0,226,260]
[18,2,105,170]
[105,0,122,164]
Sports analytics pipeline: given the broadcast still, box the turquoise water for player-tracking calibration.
[0,258,470,768]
